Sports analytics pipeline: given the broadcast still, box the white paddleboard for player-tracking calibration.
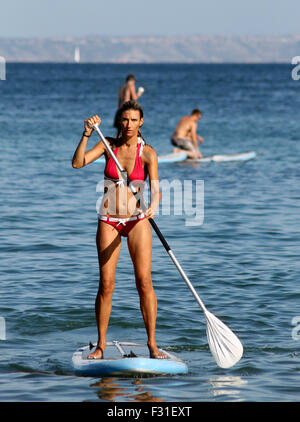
[157,151,187,163]
[95,151,187,165]
[196,151,256,163]
[95,151,255,165]
[72,341,188,377]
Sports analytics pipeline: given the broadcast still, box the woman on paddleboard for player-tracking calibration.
[72,100,166,360]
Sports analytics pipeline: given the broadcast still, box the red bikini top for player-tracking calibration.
[104,138,147,183]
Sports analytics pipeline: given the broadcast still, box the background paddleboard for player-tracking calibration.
[72,341,188,377]
[157,151,187,163]
[95,151,255,164]
[195,151,256,163]
[95,151,187,164]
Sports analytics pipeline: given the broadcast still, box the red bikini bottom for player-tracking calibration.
[98,214,146,237]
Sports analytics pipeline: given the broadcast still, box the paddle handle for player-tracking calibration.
[92,124,124,174]
[148,218,171,251]
[92,124,207,313]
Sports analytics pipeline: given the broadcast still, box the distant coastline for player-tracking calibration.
[0,34,299,63]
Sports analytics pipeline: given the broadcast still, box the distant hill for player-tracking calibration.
[0,35,299,63]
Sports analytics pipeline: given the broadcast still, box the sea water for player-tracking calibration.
[0,63,300,402]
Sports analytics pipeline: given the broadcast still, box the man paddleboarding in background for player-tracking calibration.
[113,74,144,132]
[171,109,204,158]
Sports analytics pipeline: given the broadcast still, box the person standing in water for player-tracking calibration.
[113,75,144,131]
[72,100,166,360]
[171,109,204,158]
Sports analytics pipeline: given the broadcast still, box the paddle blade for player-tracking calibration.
[205,310,243,369]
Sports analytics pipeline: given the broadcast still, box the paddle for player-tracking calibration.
[91,124,243,369]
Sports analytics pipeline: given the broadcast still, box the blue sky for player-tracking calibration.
[1,0,300,38]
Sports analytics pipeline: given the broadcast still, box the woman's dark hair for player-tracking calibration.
[116,100,144,138]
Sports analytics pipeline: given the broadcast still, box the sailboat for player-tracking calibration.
[74,47,80,63]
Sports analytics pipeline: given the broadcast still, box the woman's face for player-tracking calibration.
[121,109,143,138]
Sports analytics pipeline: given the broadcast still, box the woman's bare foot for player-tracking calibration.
[147,343,168,359]
[87,343,106,360]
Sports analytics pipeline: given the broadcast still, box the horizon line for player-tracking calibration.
[3,60,292,64]
[1,33,300,40]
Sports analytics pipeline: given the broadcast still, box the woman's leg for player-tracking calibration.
[127,219,166,359]
[88,221,121,359]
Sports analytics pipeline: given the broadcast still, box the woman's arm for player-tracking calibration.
[72,115,105,168]
[143,145,161,218]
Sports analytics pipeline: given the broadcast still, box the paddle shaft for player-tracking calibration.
[92,125,207,313]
